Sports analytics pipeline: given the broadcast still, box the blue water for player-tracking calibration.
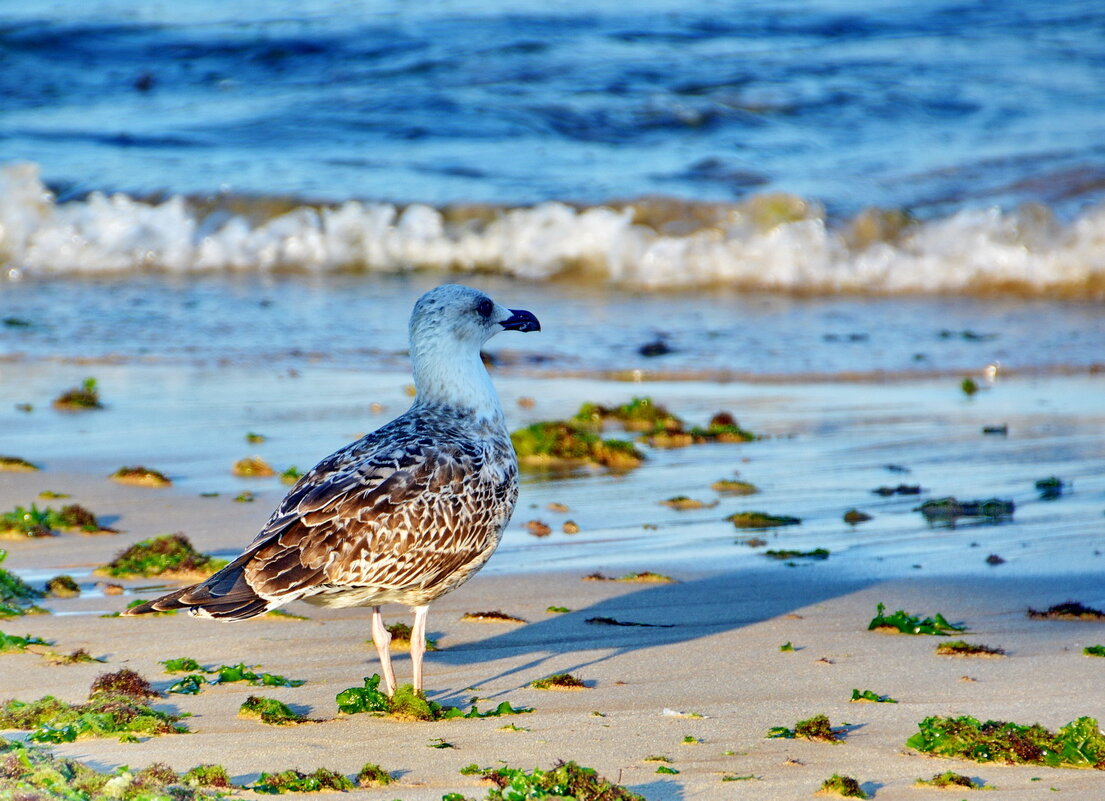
[3,0,1105,216]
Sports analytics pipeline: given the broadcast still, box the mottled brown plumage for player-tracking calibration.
[126,284,540,693]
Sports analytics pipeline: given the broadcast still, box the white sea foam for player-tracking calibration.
[2,162,1103,296]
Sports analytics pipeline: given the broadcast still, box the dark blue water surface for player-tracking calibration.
[3,0,1104,216]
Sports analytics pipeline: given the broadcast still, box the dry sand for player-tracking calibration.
[2,366,1104,800]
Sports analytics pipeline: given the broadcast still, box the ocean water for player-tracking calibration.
[2,1,1105,294]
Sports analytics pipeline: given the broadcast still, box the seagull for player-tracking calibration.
[126,284,540,695]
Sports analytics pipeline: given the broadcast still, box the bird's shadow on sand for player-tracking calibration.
[427,568,875,697]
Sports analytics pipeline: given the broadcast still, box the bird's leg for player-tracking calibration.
[370,606,396,696]
[410,604,430,693]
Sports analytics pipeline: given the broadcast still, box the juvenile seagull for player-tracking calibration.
[127,284,540,694]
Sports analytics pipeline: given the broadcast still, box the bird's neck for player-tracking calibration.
[410,341,504,426]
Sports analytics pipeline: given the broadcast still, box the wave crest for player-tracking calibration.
[2,162,1103,297]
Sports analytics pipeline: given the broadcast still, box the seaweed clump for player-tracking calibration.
[356,763,392,787]
[1027,601,1105,621]
[727,511,801,529]
[511,421,643,470]
[914,771,984,789]
[868,602,965,635]
[583,571,675,583]
[383,621,438,651]
[0,455,39,472]
[460,610,527,623]
[110,466,172,488]
[574,397,683,433]
[850,689,897,703]
[0,670,187,742]
[0,739,231,800]
[767,714,842,742]
[53,378,103,411]
[906,715,1105,769]
[336,673,531,721]
[764,548,829,561]
[916,497,1014,525]
[249,768,354,794]
[817,774,866,798]
[711,478,758,494]
[529,673,587,691]
[935,640,1006,657]
[0,630,50,653]
[477,760,644,801]
[239,696,309,725]
[0,549,45,617]
[1,503,115,538]
[233,456,275,477]
[98,533,227,579]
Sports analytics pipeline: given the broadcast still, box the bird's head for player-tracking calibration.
[409,284,540,352]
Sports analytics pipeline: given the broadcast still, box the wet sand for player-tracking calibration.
[2,364,1104,799]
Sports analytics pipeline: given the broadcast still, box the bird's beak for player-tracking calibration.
[500,308,541,333]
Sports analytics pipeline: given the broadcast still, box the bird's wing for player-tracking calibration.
[235,435,512,601]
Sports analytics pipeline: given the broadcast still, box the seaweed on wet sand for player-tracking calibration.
[573,397,683,433]
[817,774,866,798]
[53,378,103,410]
[355,763,392,787]
[239,696,309,725]
[45,575,80,598]
[280,466,304,484]
[382,621,438,651]
[843,508,872,524]
[906,715,1105,769]
[583,571,675,583]
[872,484,921,496]
[233,456,275,477]
[1035,476,1068,500]
[914,771,985,789]
[935,640,1006,657]
[530,673,587,690]
[477,761,643,801]
[712,478,758,494]
[511,421,644,469]
[660,495,714,510]
[0,670,187,742]
[526,519,553,536]
[868,602,965,635]
[0,455,39,472]
[916,497,1014,524]
[1,503,115,538]
[1083,645,1105,657]
[768,714,842,742]
[0,549,45,617]
[166,662,305,694]
[110,465,172,487]
[764,548,829,561]
[0,630,50,653]
[336,673,531,721]
[1027,601,1105,621]
[461,609,527,623]
[98,533,227,579]
[850,689,896,703]
[249,768,355,794]
[727,511,801,529]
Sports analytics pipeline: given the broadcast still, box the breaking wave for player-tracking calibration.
[2,162,1103,297]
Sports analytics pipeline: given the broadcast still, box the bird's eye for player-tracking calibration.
[476,298,494,318]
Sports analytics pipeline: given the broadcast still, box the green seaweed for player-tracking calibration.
[779,641,795,652]
[249,768,354,794]
[906,715,1105,768]
[817,774,866,798]
[546,605,570,613]
[511,421,644,469]
[335,673,530,720]
[280,466,303,485]
[914,771,984,789]
[935,640,1006,657]
[161,656,205,673]
[181,764,233,788]
[384,620,438,651]
[0,630,50,653]
[850,689,897,703]
[573,397,683,432]
[99,533,227,578]
[1,503,111,537]
[355,763,392,787]
[530,673,586,690]
[46,574,81,598]
[239,695,308,725]
[0,549,45,617]
[53,378,103,410]
[868,602,966,635]
[0,671,187,742]
[764,548,829,560]
[0,455,40,472]
[655,765,680,774]
[727,511,802,529]
[478,761,644,801]
[1083,645,1105,657]
[916,497,1014,524]
[110,465,172,487]
[767,714,841,742]
[245,432,267,444]
[1035,476,1067,500]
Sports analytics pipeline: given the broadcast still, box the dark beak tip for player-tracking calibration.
[502,308,541,333]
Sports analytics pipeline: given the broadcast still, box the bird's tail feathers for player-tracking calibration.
[123,555,282,620]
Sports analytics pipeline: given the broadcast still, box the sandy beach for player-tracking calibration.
[2,362,1104,800]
